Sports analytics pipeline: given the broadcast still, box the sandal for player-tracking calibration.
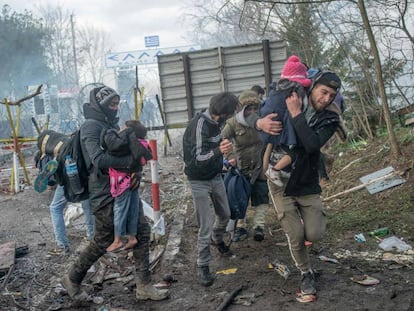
[34,159,58,193]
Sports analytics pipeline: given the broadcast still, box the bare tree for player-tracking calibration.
[357,0,401,155]
[37,3,76,89]
[77,24,112,84]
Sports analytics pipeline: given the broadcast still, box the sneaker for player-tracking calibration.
[197,266,214,287]
[211,239,232,256]
[253,227,264,241]
[136,283,169,301]
[301,271,316,295]
[265,167,284,187]
[61,274,88,301]
[232,227,248,242]
[48,246,70,256]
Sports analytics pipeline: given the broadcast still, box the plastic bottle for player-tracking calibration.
[369,227,389,237]
[64,155,84,195]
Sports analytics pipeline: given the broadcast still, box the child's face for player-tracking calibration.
[243,104,259,117]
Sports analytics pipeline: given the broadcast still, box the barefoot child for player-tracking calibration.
[260,55,311,186]
[101,120,152,252]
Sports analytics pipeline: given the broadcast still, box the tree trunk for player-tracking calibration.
[357,0,401,156]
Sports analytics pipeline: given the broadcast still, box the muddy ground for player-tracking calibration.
[0,127,413,311]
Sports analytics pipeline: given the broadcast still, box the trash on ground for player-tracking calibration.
[233,293,256,306]
[216,268,238,275]
[382,250,414,264]
[296,293,316,303]
[350,274,380,286]
[359,166,406,194]
[64,203,83,227]
[270,259,290,280]
[378,236,412,252]
[318,255,339,264]
[369,227,389,237]
[354,233,366,243]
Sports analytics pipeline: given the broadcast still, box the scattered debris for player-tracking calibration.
[215,285,243,310]
[318,255,339,264]
[334,248,414,264]
[354,233,366,243]
[216,268,238,275]
[0,241,16,273]
[323,166,406,201]
[233,292,256,306]
[269,259,290,280]
[359,166,406,195]
[378,236,412,252]
[350,275,380,286]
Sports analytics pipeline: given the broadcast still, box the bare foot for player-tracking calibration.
[106,240,124,252]
[123,236,138,250]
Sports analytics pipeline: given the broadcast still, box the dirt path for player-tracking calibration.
[0,152,413,310]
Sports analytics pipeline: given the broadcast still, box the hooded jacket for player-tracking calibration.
[183,110,223,180]
[80,87,137,211]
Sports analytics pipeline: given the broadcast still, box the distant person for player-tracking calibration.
[251,84,265,101]
[183,92,239,287]
[101,120,152,252]
[222,90,270,242]
[49,185,95,254]
[61,85,168,302]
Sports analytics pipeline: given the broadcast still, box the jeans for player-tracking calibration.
[113,189,139,237]
[50,185,95,248]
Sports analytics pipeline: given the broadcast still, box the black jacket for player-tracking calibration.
[80,89,136,212]
[246,103,339,196]
[183,111,223,180]
[284,108,339,196]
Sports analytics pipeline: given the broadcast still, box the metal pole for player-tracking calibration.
[149,140,160,225]
[70,14,80,89]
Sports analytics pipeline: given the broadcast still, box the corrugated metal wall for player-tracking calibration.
[157,40,287,128]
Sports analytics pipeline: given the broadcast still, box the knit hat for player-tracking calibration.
[280,55,311,88]
[238,90,261,107]
[95,86,119,107]
[315,72,341,91]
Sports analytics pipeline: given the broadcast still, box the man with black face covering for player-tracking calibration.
[61,86,169,303]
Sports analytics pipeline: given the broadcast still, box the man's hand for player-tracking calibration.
[286,92,302,118]
[219,139,233,155]
[256,113,282,135]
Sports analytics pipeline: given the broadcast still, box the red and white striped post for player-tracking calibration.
[149,140,160,225]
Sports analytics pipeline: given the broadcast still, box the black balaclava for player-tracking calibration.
[95,86,120,121]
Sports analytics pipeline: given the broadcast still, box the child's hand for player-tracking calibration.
[286,92,302,117]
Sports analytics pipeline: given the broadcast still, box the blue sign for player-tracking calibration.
[145,35,160,48]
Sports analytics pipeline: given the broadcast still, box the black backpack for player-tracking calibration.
[37,129,89,202]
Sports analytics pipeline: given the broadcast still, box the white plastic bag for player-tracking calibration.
[64,203,83,227]
[379,236,412,252]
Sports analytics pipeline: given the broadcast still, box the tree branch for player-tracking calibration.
[0,85,43,106]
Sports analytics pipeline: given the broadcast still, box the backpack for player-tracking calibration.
[37,129,89,202]
[223,166,252,220]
